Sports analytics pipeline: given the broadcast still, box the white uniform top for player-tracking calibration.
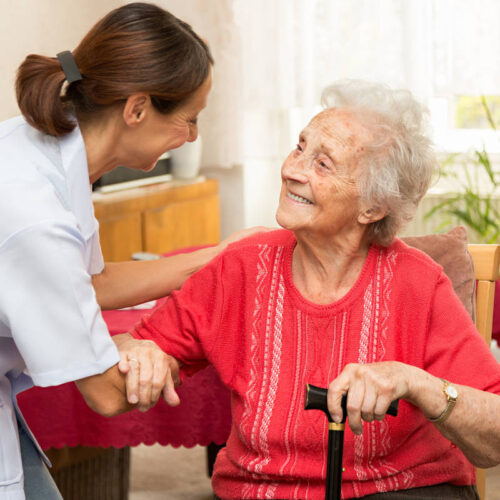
[0,116,120,499]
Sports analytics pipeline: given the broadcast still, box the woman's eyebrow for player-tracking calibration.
[318,142,337,163]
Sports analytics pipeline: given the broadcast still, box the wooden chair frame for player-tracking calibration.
[467,244,500,500]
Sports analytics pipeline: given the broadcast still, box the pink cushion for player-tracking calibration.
[402,226,475,321]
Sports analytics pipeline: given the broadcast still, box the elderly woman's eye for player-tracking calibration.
[296,143,303,152]
[189,118,198,125]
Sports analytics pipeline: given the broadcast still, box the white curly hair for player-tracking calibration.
[321,79,438,246]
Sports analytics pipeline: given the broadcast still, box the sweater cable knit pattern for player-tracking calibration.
[131,230,500,499]
[242,247,283,498]
[239,245,271,457]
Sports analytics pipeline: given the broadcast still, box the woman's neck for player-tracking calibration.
[291,230,372,304]
[79,115,121,184]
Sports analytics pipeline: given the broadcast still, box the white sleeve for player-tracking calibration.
[0,221,119,387]
[89,217,104,275]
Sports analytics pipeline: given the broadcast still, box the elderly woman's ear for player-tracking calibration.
[358,205,387,225]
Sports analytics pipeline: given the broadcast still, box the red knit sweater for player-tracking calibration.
[132,230,500,499]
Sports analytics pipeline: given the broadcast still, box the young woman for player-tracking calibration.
[0,3,260,498]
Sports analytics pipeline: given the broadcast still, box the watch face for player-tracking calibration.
[446,385,458,399]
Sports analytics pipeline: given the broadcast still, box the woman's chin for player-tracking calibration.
[275,209,295,231]
[142,162,158,172]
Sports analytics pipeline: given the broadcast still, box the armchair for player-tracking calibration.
[404,227,499,500]
[467,243,500,500]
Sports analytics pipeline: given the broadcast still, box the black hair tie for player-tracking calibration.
[56,51,82,83]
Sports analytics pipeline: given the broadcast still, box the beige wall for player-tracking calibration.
[0,0,127,120]
[0,0,222,121]
[0,0,247,237]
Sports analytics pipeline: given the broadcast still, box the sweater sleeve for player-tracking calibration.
[130,254,232,382]
[424,271,500,394]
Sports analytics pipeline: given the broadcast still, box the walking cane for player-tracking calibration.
[304,384,399,500]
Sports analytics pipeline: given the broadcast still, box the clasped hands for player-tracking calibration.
[113,333,181,412]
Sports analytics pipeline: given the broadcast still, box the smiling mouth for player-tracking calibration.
[287,192,313,204]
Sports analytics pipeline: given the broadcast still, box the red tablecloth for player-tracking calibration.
[17,297,232,450]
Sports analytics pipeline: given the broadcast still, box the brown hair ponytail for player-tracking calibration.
[15,2,213,137]
[16,55,75,136]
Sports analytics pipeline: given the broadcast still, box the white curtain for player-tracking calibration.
[161,0,500,167]
[161,0,500,228]
[235,0,500,158]
[163,0,500,166]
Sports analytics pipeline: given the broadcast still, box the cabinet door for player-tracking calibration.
[94,179,221,259]
[98,213,142,262]
[142,193,220,253]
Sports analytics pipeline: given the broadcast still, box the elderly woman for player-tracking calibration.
[129,80,500,499]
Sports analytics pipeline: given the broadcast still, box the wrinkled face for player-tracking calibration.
[276,109,373,238]
[125,69,212,172]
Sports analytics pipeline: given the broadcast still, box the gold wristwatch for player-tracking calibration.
[428,379,458,424]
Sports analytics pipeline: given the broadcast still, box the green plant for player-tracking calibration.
[455,95,500,129]
[425,97,500,243]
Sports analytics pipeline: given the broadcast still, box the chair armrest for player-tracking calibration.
[468,244,500,281]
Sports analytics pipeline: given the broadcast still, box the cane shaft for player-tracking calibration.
[326,429,344,500]
[305,384,399,500]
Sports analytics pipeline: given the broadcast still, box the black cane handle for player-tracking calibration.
[304,384,399,422]
[304,383,399,500]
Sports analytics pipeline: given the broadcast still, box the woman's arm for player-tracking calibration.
[405,366,500,468]
[75,333,180,416]
[75,364,133,417]
[92,227,269,310]
[327,361,500,468]
[92,247,219,310]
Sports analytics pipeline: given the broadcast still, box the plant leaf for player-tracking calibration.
[481,96,497,131]
[474,148,496,185]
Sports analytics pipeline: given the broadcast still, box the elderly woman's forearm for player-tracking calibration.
[408,371,500,467]
[435,385,500,467]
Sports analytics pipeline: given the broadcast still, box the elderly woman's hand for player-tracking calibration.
[327,361,419,435]
[114,333,180,411]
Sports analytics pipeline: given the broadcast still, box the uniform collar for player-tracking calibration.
[58,122,96,238]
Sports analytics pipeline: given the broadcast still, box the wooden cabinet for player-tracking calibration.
[92,178,220,261]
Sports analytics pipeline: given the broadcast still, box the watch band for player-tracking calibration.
[428,379,458,424]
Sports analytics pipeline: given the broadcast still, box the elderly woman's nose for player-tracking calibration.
[283,154,310,182]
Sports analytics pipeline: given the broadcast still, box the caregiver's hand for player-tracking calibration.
[114,333,180,411]
[216,226,274,252]
[327,361,419,435]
